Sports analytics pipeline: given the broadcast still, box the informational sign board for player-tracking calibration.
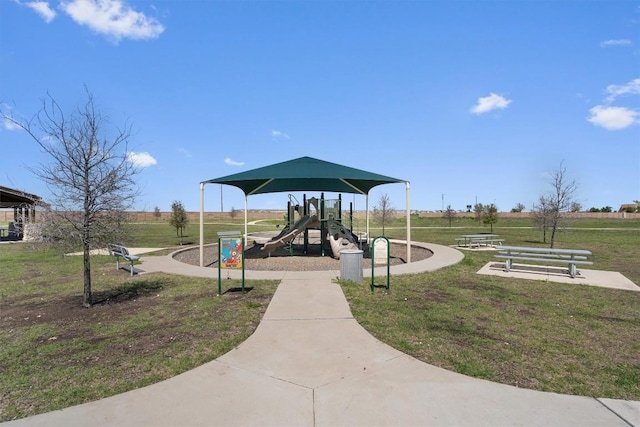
[371,236,390,292]
[374,238,388,265]
[217,231,245,295]
[220,238,243,269]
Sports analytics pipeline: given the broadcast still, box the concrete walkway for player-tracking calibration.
[5,243,639,426]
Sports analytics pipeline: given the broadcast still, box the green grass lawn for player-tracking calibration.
[341,216,640,401]
[0,216,639,421]
[0,240,279,422]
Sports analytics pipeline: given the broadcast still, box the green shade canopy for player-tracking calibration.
[202,156,405,195]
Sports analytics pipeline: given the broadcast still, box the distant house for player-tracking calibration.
[618,203,639,213]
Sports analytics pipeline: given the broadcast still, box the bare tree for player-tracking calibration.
[169,200,188,245]
[538,161,578,248]
[2,89,140,307]
[531,195,552,244]
[373,193,395,235]
[443,205,457,227]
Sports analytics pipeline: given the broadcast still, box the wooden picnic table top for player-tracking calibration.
[459,234,499,239]
[496,245,592,256]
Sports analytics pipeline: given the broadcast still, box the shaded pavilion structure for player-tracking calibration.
[199,156,411,267]
[0,185,43,239]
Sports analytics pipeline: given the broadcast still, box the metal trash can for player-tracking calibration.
[340,249,363,282]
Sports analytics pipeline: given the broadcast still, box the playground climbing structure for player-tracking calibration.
[261,193,361,259]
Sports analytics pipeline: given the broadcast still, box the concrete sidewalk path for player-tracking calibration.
[5,243,639,426]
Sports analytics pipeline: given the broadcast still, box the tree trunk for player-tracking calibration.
[550,225,557,248]
[83,244,92,307]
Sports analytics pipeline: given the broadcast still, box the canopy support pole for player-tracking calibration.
[365,195,370,246]
[244,194,248,240]
[406,181,411,262]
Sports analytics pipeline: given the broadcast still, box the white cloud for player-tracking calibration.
[600,39,632,48]
[470,93,512,115]
[60,0,165,42]
[271,129,290,140]
[604,78,640,103]
[587,106,639,130]
[25,1,57,23]
[2,117,22,131]
[127,151,157,167]
[224,157,244,166]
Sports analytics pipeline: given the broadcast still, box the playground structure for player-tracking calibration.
[260,193,361,259]
[199,156,412,268]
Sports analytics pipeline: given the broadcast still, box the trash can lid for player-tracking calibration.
[341,249,364,254]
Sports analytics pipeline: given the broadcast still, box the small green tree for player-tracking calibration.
[443,205,456,227]
[482,203,498,232]
[169,201,188,244]
[511,203,525,213]
[153,206,161,220]
[474,203,484,226]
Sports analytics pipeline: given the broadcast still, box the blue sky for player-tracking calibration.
[1,0,639,214]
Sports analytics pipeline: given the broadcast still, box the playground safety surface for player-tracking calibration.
[173,240,433,271]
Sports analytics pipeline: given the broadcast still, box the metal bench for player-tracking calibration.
[108,244,140,276]
[495,245,593,278]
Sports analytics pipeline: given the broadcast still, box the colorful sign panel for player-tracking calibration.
[220,238,243,269]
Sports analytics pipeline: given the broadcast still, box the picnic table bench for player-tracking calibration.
[495,245,593,278]
[456,234,503,248]
[108,244,140,276]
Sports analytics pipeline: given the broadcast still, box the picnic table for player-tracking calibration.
[495,245,593,278]
[456,234,503,248]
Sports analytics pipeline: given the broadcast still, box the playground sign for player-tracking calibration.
[370,236,390,292]
[373,238,388,265]
[220,237,243,269]
[217,231,245,295]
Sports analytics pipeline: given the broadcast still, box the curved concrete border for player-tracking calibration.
[140,241,465,281]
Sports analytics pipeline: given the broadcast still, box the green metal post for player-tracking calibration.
[217,237,222,295]
[303,194,308,254]
[241,237,246,293]
[349,202,353,232]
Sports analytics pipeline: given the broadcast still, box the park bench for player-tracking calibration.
[495,245,593,278]
[456,234,503,248]
[108,244,140,276]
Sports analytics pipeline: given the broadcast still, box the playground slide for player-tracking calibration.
[261,215,319,253]
[327,219,359,259]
